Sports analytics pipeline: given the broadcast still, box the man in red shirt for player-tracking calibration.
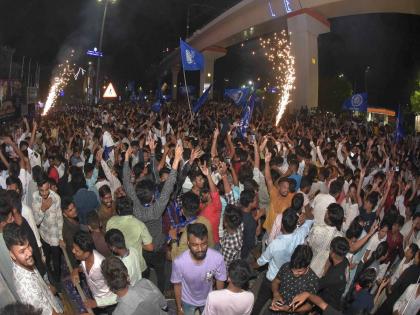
[196,163,222,245]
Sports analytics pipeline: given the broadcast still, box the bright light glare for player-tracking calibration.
[259,30,295,125]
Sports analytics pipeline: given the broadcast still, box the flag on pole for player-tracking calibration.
[240,93,256,138]
[224,88,249,107]
[395,105,404,142]
[342,93,368,112]
[180,40,204,71]
[193,84,212,113]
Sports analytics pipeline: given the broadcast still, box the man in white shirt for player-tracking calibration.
[32,177,64,287]
[403,213,420,248]
[71,231,117,312]
[204,259,254,315]
[104,228,143,285]
[311,180,342,225]
[4,223,63,315]
[362,221,388,262]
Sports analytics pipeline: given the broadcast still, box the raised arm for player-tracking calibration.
[123,147,137,200]
[253,138,260,170]
[357,167,366,208]
[226,130,235,159]
[376,171,394,218]
[29,121,37,148]
[4,137,29,171]
[199,162,217,193]
[157,144,170,171]
[218,162,231,195]
[264,150,274,191]
[210,127,219,159]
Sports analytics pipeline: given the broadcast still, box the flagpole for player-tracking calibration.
[182,67,193,120]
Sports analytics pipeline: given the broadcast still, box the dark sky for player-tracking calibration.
[0,0,419,107]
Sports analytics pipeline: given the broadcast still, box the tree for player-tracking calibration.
[410,74,420,113]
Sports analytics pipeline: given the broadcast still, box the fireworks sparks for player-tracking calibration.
[42,51,76,116]
[259,30,295,125]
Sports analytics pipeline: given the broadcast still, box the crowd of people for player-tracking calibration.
[0,100,419,315]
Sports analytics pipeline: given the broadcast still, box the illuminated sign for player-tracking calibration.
[103,83,117,98]
[268,0,293,17]
[87,47,103,57]
[283,0,292,13]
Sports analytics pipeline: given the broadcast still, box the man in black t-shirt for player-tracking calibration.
[240,189,258,260]
[319,236,350,311]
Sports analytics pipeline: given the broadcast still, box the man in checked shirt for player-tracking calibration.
[32,176,64,289]
[220,204,244,268]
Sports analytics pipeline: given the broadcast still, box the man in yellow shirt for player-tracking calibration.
[263,151,294,233]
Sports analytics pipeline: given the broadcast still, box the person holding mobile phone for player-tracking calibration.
[266,245,318,314]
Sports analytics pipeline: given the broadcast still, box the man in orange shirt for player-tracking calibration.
[263,151,294,233]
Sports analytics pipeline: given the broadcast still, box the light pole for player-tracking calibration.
[95,0,116,104]
[364,65,370,94]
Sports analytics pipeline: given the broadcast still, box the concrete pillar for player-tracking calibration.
[171,65,179,101]
[287,9,330,110]
[199,47,226,99]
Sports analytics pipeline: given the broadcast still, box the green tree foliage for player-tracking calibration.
[410,75,420,113]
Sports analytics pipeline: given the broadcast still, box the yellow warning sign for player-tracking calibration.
[103,83,117,98]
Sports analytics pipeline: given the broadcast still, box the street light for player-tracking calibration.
[364,66,371,94]
[95,0,116,104]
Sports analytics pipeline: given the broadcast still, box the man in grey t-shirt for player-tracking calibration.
[101,256,167,315]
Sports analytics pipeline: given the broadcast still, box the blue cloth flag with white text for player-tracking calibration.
[224,88,249,108]
[240,93,256,138]
[395,105,404,142]
[180,39,204,71]
[193,84,212,113]
[342,93,368,112]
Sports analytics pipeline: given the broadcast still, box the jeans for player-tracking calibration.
[143,248,166,292]
[252,274,272,315]
[182,301,204,315]
[41,238,61,286]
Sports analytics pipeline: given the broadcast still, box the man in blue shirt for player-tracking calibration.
[252,207,313,315]
[288,159,302,191]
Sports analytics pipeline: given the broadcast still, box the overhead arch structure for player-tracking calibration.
[161,0,420,109]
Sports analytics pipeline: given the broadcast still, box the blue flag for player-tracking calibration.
[240,93,256,138]
[342,93,368,112]
[193,84,212,113]
[103,146,112,161]
[395,105,404,142]
[224,88,249,107]
[180,40,204,71]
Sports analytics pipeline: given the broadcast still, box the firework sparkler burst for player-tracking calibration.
[42,50,76,116]
[259,31,295,125]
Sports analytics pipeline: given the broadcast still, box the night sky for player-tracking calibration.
[0,0,419,108]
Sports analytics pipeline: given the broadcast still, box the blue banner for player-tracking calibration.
[395,105,404,142]
[192,84,212,113]
[224,88,249,107]
[342,93,368,112]
[180,40,204,71]
[240,93,256,138]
